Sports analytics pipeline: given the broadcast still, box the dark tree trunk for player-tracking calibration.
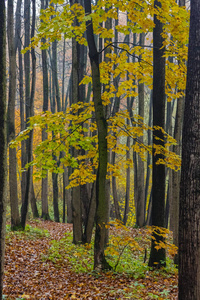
[15,0,26,208]
[145,92,152,225]
[20,0,31,228]
[69,0,82,243]
[51,37,60,223]
[29,0,38,218]
[83,181,96,244]
[0,1,7,296]
[21,0,37,228]
[84,0,110,270]
[149,0,166,268]
[171,0,186,266]
[178,0,200,298]
[136,32,145,227]
[41,0,50,221]
[7,0,21,230]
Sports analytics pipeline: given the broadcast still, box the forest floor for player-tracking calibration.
[3,220,178,300]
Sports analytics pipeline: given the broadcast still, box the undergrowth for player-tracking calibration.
[6,224,50,240]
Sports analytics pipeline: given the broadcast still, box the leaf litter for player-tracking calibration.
[3,221,178,299]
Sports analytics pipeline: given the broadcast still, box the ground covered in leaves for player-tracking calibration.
[3,221,178,299]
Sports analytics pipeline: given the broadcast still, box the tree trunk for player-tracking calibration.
[29,181,39,218]
[149,0,166,268]
[51,38,60,223]
[21,0,36,228]
[136,33,145,227]
[20,0,31,228]
[7,0,21,230]
[145,91,152,224]
[15,0,26,209]
[178,0,200,297]
[84,0,110,270]
[0,1,7,296]
[171,0,186,266]
[41,0,50,221]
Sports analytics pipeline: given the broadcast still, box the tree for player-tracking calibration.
[41,0,50,221]
[0,0,7,296]
[149,0,166,267]
[178,0,200,297]
[84,0,110,270]
[7,0,20,229]
[15,0,26,215]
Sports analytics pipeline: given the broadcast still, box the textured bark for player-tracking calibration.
[178,0,200,298]
[7,0,20,230]
[149,0,166,267]
[0,1,7,296]
[84,0,110,270]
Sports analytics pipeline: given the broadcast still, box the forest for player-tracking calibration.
[0,0,199,299]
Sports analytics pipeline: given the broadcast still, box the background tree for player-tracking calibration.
[0,0,7,296]
[149,0,166,267]
[179,0,200,297]
[41,0,50,221]
[7,0,20,229]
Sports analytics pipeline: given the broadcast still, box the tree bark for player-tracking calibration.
[84,0,110,270]
[178,0,200,297]
[149,0,166,268]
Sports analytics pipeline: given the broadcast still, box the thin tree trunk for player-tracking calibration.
[171,0,186,266]
[41,0,50,220]
[20,0,31,228]
[0,1,7,295]
[21,0,36,228]
[145,91,152,224]
[136,32,145,227]
[51,38,60,223]
[15,0,26,208]
[7,0,20,230]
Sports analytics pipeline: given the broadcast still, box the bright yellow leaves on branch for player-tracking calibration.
[11,101,181,189]
[24,0,189,104]
[104,220,177,271]
[16,0,186,188]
